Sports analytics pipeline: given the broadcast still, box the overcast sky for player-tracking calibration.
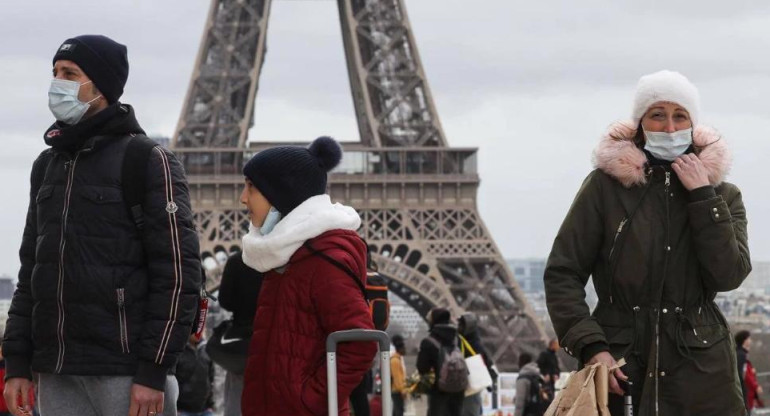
[1,0,769,278]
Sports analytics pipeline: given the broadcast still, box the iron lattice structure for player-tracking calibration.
[172,0,546,369]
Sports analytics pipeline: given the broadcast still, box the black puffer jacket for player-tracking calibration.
[3,104,201,391]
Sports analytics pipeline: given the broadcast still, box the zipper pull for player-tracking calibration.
[665,171,671,187]
[117,288,125,307]
[617,218,627,233]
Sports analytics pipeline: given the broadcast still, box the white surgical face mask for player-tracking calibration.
[48,79,101,125]
[259,207,282,236]
[643,128,693,162]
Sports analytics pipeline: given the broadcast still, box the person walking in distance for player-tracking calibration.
[390,334,408,416]
[417,308,466,416]
[2,35,201,416]
[536,339,560,406]
[458,312,497,416]
[514,354,547,416]
[736,330,763,414]
[545,70,751,415]
[211,252,263,416]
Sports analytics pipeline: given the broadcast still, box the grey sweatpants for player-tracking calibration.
[223,372,243,416]
[38,374,179,416]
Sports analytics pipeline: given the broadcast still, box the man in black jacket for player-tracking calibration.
[2,35,201,416]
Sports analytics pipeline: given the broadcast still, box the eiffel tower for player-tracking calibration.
[171,0,545,369]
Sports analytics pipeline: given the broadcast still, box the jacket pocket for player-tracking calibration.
[116,288,131,354]
[36,185,54,203]
[82,187,123,205]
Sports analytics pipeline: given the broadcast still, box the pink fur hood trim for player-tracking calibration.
[592,121,732,188]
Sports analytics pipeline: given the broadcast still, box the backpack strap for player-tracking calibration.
[122,135,159,231]
[303,241,368,302]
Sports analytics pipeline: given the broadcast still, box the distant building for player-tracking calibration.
[0,275,14,300]
[741,261,770,294]
[507,259,546,293]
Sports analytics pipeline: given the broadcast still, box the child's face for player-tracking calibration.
[240,179,272,227]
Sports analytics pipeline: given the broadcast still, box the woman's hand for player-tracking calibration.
[671,154,710,191]
[587,351,628,396]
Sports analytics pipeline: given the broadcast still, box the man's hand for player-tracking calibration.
[3,378,35,416]
[128,384,164,416]
[672,154,710,191]
[587,351,627,396]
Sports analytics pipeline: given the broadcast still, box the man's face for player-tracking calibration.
[52,60,101,104]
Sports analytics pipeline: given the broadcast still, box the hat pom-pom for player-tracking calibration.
[308,136,342,172]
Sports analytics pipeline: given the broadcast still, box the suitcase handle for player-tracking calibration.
[327,329,392,416]
[326,329,390,352]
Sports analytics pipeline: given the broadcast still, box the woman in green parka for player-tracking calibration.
[545,70,751,416]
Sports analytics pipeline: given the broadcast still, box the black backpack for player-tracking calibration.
[304,240,390,331]
[31,136,207,334]
[519,373,549,415]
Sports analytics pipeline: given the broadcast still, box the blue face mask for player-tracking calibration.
[259,207,282,235]
[643,128,693,161]
[48,79,101,125]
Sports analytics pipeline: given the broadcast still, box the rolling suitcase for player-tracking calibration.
[327,329,392,416]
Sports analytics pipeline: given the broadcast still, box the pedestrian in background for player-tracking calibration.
[736,330,763,414]
[210,251,263,416]
[545,70,751,415]
[176,334,215,416]
[417,308,465,416]
[458,312,497,416]
[514,353,547,416]
[390,334,408,416]
[536,339,560,406]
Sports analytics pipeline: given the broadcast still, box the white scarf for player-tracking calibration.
[241,194,361,272]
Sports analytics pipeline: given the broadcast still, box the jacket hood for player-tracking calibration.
[519,362,541,376]
[592,120,732,188]
[241,194,362,272]
[429,323,458,345]
[459,313,478,336]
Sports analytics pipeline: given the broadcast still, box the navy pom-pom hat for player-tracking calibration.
[243,136,343,215]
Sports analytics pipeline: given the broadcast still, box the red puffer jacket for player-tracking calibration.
[242,230,376,416]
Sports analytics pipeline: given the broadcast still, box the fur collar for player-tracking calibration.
[592,121,732,188]
[241,194,361,272]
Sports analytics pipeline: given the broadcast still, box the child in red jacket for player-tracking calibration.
[238,137,377,416]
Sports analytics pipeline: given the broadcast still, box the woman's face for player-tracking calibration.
[240,179,272,227]
[641,101,693,133]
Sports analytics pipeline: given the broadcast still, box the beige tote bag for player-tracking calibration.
[543,360,623,416]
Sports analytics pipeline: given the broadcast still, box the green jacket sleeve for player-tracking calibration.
[687,183,751,292]
[544,170,607,361]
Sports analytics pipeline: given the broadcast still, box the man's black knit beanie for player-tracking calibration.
[52,35,129,104]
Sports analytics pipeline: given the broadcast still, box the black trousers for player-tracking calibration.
[350,374,372,416]
[392,393,405,416]
[427,392,464,416]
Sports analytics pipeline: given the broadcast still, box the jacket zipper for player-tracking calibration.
[654,170,672,415]
[55,153,80,373]
[608,218,627,304]
[116,288,130,354]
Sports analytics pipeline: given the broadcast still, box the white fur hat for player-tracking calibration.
[631,70,700,126]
